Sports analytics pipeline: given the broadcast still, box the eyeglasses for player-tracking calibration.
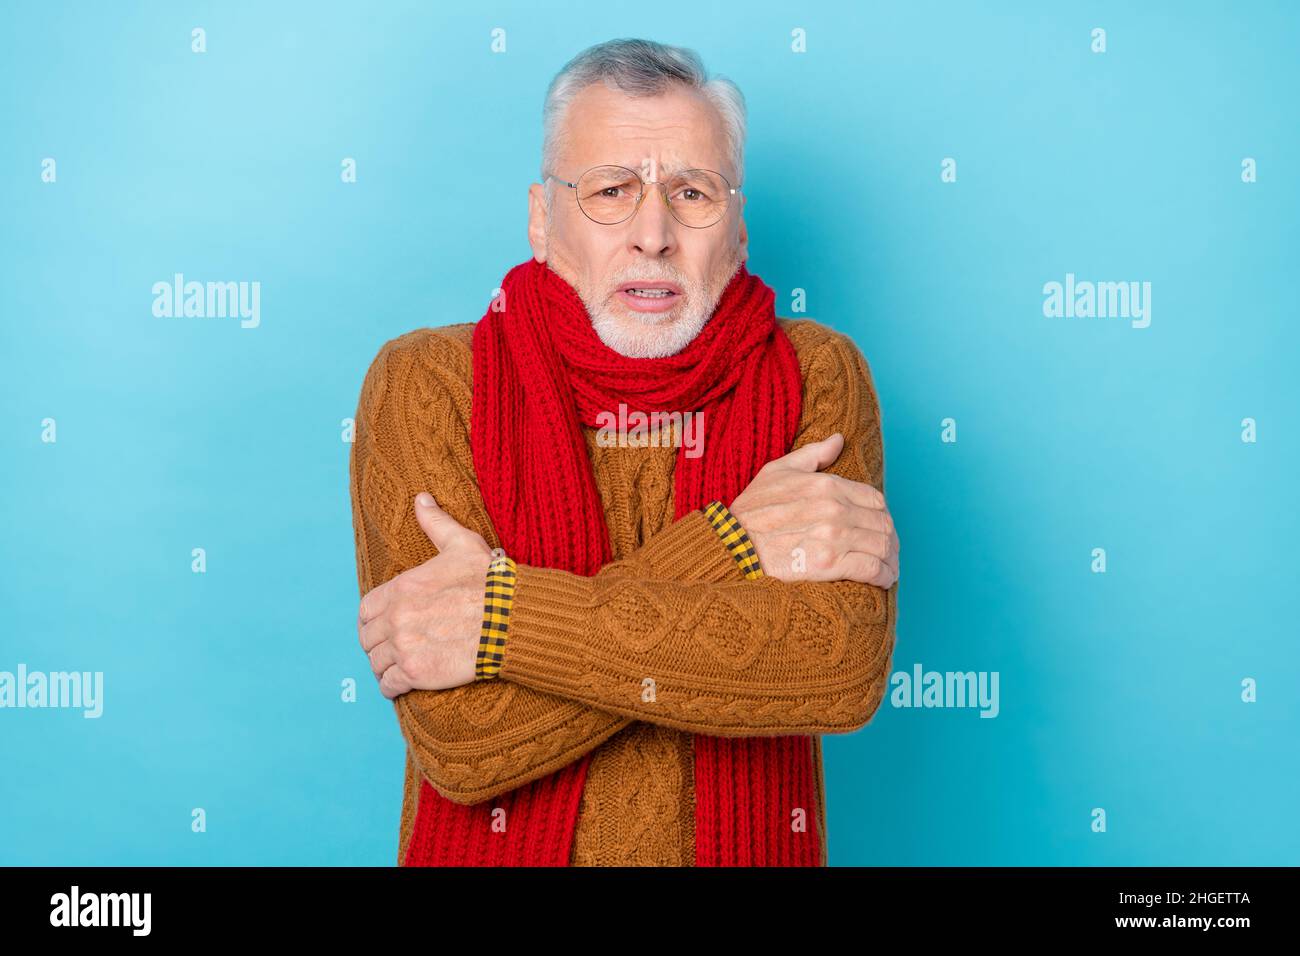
[545,164,740,228]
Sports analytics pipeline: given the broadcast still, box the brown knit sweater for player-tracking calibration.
[348,316,898,866]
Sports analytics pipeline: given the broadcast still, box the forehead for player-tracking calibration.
[557,81,732,178]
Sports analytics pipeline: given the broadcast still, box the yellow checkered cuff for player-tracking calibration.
[702,501,764,580]
[476,548,515,680]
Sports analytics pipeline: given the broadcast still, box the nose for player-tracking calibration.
[625,181,677,257]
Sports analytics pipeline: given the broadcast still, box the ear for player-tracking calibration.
[527,182,548,262]
[737,194,748,263]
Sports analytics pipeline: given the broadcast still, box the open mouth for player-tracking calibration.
[616,281,684,313]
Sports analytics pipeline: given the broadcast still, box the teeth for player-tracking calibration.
[627,288,673,297]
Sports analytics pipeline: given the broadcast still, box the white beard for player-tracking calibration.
[589,299,709,359]
[583,258,741,359]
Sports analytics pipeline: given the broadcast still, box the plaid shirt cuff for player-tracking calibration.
[476,549,515,680]
[701,501,764,579]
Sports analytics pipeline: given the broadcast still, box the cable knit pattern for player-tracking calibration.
[349,316,897,866]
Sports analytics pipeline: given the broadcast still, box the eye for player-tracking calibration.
[668,186,706,203]
[579,173,639,201]
[668,172,721,203]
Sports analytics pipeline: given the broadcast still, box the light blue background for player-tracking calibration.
[2,1,1297,866]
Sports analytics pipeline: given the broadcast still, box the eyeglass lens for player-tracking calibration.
[574,165,732,227]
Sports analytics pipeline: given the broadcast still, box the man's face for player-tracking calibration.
[527,82,748,358]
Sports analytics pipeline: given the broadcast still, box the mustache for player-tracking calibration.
[606,267,696,296]
[606,252,744,295]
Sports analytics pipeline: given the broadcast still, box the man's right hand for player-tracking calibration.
[728,433,899,587]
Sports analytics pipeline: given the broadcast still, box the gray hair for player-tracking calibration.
[540,38,746,209]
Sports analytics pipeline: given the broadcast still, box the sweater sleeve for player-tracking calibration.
[473,501,763,681]
[348,329,752,806]
[497,330,898,737]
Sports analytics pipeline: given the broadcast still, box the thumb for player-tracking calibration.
[413,492,464,552]
[777,432,845,473]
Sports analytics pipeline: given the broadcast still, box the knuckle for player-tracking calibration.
[809,542,835,571]
[390,606,414,634]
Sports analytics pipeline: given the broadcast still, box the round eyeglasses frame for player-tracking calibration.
[544,164,741,229]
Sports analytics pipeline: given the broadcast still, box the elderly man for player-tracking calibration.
[349,37,900,867]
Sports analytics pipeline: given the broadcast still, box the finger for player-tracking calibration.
[813,500,893,537]
[773,433,844,474]
[837,528,894,563]
[358,610,391,654]
[882,550,899,586]
[358,581,391,627]
[828,550,885,585]
[379,663,413,699]
[413,492,469,553]
[824,473,887,512]
[368,639,398,679]
[864,536,899,586]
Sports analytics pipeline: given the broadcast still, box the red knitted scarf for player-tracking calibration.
[402,256,821,866]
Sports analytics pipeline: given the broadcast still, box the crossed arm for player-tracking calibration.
[349,329,898,805]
